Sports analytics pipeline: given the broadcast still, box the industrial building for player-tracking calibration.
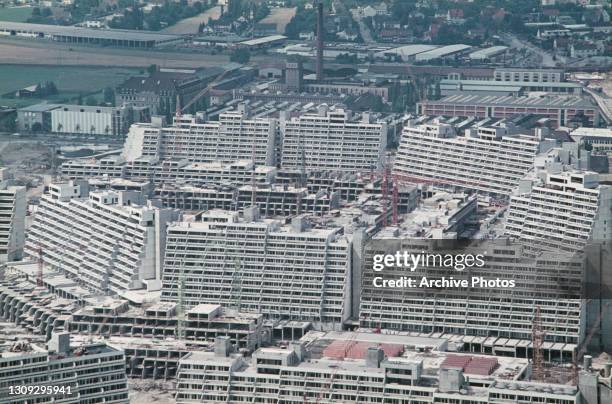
[123,109,277,166]
[0,21,182,48]
[569,127,612,154]
[494,67,565,83]
[0,169,26,263]
[439,78,583,97]
[280,107,387,172]
[374,44,439,62]
[17,103,138,135]
[161,208,365,330]
[115,67,224,115]
[417,94,600,127]
[393,121,554,197]
[236,34,287,50]
[24,180,179,294]
[0,333,129,403]
[414,44,472,61]
[468,46,509,61]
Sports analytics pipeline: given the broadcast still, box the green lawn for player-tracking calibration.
[0,65,142,108]
[0,7,33,22]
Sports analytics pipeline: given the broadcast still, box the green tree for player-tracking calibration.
[147,64,158,75]
[230,48,250,64]
[85,96,97,106]
[103,87,115,105]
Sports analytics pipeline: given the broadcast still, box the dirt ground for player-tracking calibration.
[162,6,222,35]
[128,380,176,404]
[259,7,297,34]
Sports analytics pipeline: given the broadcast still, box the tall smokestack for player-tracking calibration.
[316,2,324,82]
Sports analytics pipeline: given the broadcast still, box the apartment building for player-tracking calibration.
[359,191,585,359]
[0,169,26,263]
[24,180,179,295]
[60,158,277,187]
[280,107,387,172]
[417,94,599,127]
[0,333,128,404]
[393,121,553,197]
[235,185,340,217]
[174,332,588,404]
[161,208,364,329]
[505,170,612,253]
[123,110,277,166]
[66,301,263,351]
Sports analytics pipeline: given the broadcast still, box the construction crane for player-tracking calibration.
[531,305,546,381]
[36,244,44,287]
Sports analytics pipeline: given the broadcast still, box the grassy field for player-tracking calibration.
[0,7,33,22]
[0,65,141,108]
[259,7,296,34]
[161,5,221,34]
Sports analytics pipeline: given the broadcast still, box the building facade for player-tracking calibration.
[417,95,599,127]
[0,169,26,263]
[123,111,277,166]
[25,180,178,294]
[161,208,363,329]
[0,333,129,404]
[493,68,565,83]
[50,104,134,136]
[505,170,612,253]
[393,121,552,197]
[280,107,387,172]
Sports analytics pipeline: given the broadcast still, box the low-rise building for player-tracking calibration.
[417,94,600,127]
[174,331,594,403]
[17,103,137,135]
[0,333,129,403]
[66,301,264,351]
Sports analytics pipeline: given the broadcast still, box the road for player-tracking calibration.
[350,8,374,44]
[499,32,565,68]
[585,87,612,125]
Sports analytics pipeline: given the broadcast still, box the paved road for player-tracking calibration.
[585,88,612,125]
[499,32,565,68]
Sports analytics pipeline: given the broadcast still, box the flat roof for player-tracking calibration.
[239,34,287,46]
[469,46,508,59]
[430,94,596,109]
[440,79,582,88]
[18,103,60,112]
[51,104,117,113]
[415,44,472,60]
[0,21,181,42]
[376,44,439,57]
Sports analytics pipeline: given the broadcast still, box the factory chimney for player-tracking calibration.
[316,1,324,82]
